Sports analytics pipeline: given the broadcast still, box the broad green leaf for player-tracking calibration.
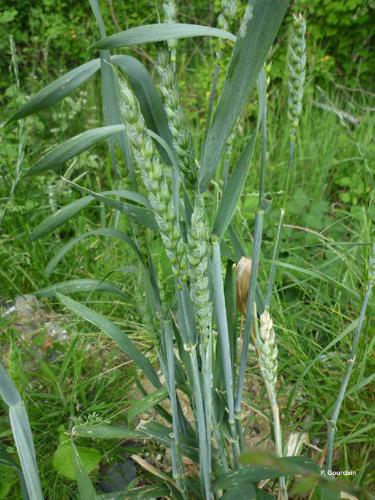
[213,131,256,239]
[5,59,100,124]
[73,424,146,440]
[112,56,172,149]
[45,228,143,277]
[36,279,129,300]
[127,387,168,423]
[200,0,290,191]
[28,196,92,241]
[25,125,125,175]
[93,23,236,49]
[0,363,43,500]
[57,293,161,389]
[71,441,98,499]
[53,440,101,481]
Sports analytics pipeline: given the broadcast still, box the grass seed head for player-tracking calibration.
[288,13,306,135]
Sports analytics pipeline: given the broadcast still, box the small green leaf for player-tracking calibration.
[93,23,236,49]
[25,125,125,175]
[53,440,101,481]
[72,441,98,499]
[5,59,100,124]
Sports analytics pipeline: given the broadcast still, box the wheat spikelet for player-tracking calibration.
[119,79,187,282]
[288,13,306,135]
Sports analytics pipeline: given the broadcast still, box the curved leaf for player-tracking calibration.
[57,293,161,389]
[36,279,129,300]
[26,125,125,175]
[5,59,100,124]
[200,0,290,191]
[29,188,156,242]
[45,229,142,277]
[29,196,93,241]
[93,23,236,49]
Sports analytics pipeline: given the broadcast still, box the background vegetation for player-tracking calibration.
[1,1,374,498]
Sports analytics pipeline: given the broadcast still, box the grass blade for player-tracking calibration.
[93,23,236,49]
[213,132,257,239]
[28,196,92,241]
[0,363,43,500]
[25,125,125,176]
[200,0,290,191]
[5,59,100,124]
[127,387,168,424]
[57,293,161,389]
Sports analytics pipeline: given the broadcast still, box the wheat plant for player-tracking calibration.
[2,1,373,499]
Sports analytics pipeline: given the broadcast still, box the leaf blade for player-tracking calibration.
[200,0,290,191]
[93,23,236,49]
[26,125,125,175]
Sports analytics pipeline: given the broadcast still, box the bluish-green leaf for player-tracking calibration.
[0,363,43,500]
[5,59,100,124]
[57,293,161,389]
[200,0,290,191]
[93,23,236,49]
[28,196,93,241]
[25,125,125,175]
[213,131,257,239]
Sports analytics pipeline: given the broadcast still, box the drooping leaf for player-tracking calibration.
[36,279,129,300]
[200,0,290,191]
[63,182,158,230]
[28,196,93,241]
[93,23,236,49]
[25,125,125,176]
[5,59,100,124]
[57,293,161,389]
